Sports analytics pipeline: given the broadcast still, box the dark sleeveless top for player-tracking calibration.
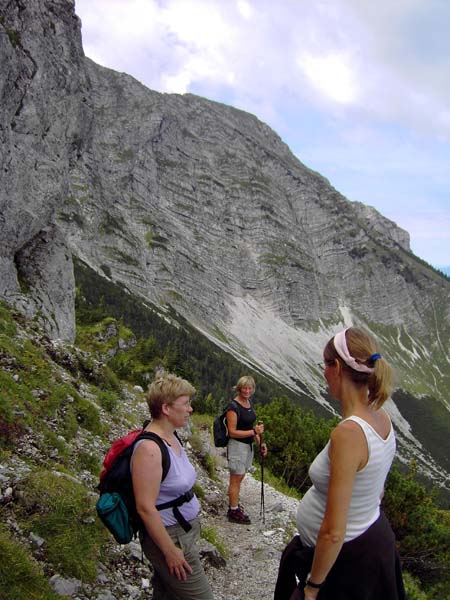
[228,400,256,445]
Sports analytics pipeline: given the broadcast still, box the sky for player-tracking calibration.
[75,0,450,269]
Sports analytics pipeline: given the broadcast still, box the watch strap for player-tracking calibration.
[305,574,325,589]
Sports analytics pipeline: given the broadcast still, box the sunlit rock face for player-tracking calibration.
[64,56,448,346]
[65,59,422,330]
[2,0,443,345]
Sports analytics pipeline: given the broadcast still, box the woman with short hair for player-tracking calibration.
[226,375,267,524]
[131,372,213,600]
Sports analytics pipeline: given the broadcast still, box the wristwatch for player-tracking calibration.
[305,574,325,589]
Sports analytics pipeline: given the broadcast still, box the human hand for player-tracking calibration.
[260,442,268,457]
[288,586,303,600]
[165,546,193,581]
[254,422,264,435]
[304,585,320,600]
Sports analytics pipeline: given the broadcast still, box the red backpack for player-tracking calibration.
[96,424,193,544]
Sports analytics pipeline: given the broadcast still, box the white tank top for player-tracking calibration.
[296,413,396,546]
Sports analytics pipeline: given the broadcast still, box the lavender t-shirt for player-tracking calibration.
[132,437,199,527]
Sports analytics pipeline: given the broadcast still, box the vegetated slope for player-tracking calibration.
[0,298,329,600]
[0,299,232,599]
[1,299,448,600]
[74,258,450,497]
[73,258,320,414]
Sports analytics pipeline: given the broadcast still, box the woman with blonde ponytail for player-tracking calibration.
[274,327,406,600]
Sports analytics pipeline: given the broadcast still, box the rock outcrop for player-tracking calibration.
[0,0,89,339]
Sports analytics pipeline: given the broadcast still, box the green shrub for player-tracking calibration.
[60,403,79,440]
[0,371,34,441]
[192,482,205,500]
[0,303,17,336]
[384,466,450,593]
[5,27,21,47]
[16,470,109,581]
[402,572,429,600]
[188,427,217,480]
[188,429,203,454]
[42,430,70,465]
[74,396,102,435]
[76,450,101,475]
[96,364,121,392]
[200,526,228,558]
[0,524,62,599]
[190,413,213,429]
[97,390,119,412]
[201,452,217,480]
[256,397,337,491]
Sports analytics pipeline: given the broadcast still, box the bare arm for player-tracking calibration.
[131,440,192,581]
[304,422,366,599]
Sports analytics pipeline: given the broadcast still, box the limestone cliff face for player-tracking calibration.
[1,0,449,483]
[63,58,440,334]
[0,0,89,339]
[62,57,449,349]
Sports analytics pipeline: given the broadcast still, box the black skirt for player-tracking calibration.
[274,512,406,600]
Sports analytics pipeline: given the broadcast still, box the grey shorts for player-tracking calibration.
[227,438,254,475]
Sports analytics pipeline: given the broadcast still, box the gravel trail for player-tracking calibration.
[198,433,299,600]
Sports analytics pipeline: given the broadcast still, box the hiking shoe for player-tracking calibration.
[227,507,251,524]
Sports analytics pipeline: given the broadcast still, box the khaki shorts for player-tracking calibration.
[227,438,254,475]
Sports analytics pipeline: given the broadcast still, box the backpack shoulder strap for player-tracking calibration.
[227,399,240,416]
[133,431,171,481]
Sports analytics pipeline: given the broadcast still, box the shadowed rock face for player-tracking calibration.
[0,0,90,339]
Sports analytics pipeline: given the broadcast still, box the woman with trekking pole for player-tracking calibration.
[274,327,406,600]
[226,375,267,524]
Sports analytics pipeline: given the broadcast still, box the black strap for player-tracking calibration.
[172,507,192,532]
[133,431,172,481]
[156,488,194,532]
[155,488,194,511]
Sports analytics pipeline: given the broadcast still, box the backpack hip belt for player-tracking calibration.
[156,487,195,532]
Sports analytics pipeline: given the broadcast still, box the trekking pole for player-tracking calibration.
[258,421,265,524]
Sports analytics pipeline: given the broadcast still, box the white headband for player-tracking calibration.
[333,329,374,374]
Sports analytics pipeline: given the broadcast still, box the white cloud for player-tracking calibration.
[236,0,253,20]
[297,52,359,105]
[159,1,232,47]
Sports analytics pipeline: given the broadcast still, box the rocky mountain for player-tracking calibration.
[1,0,449,490]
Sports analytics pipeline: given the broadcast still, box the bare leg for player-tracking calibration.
[228,473,245,507]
